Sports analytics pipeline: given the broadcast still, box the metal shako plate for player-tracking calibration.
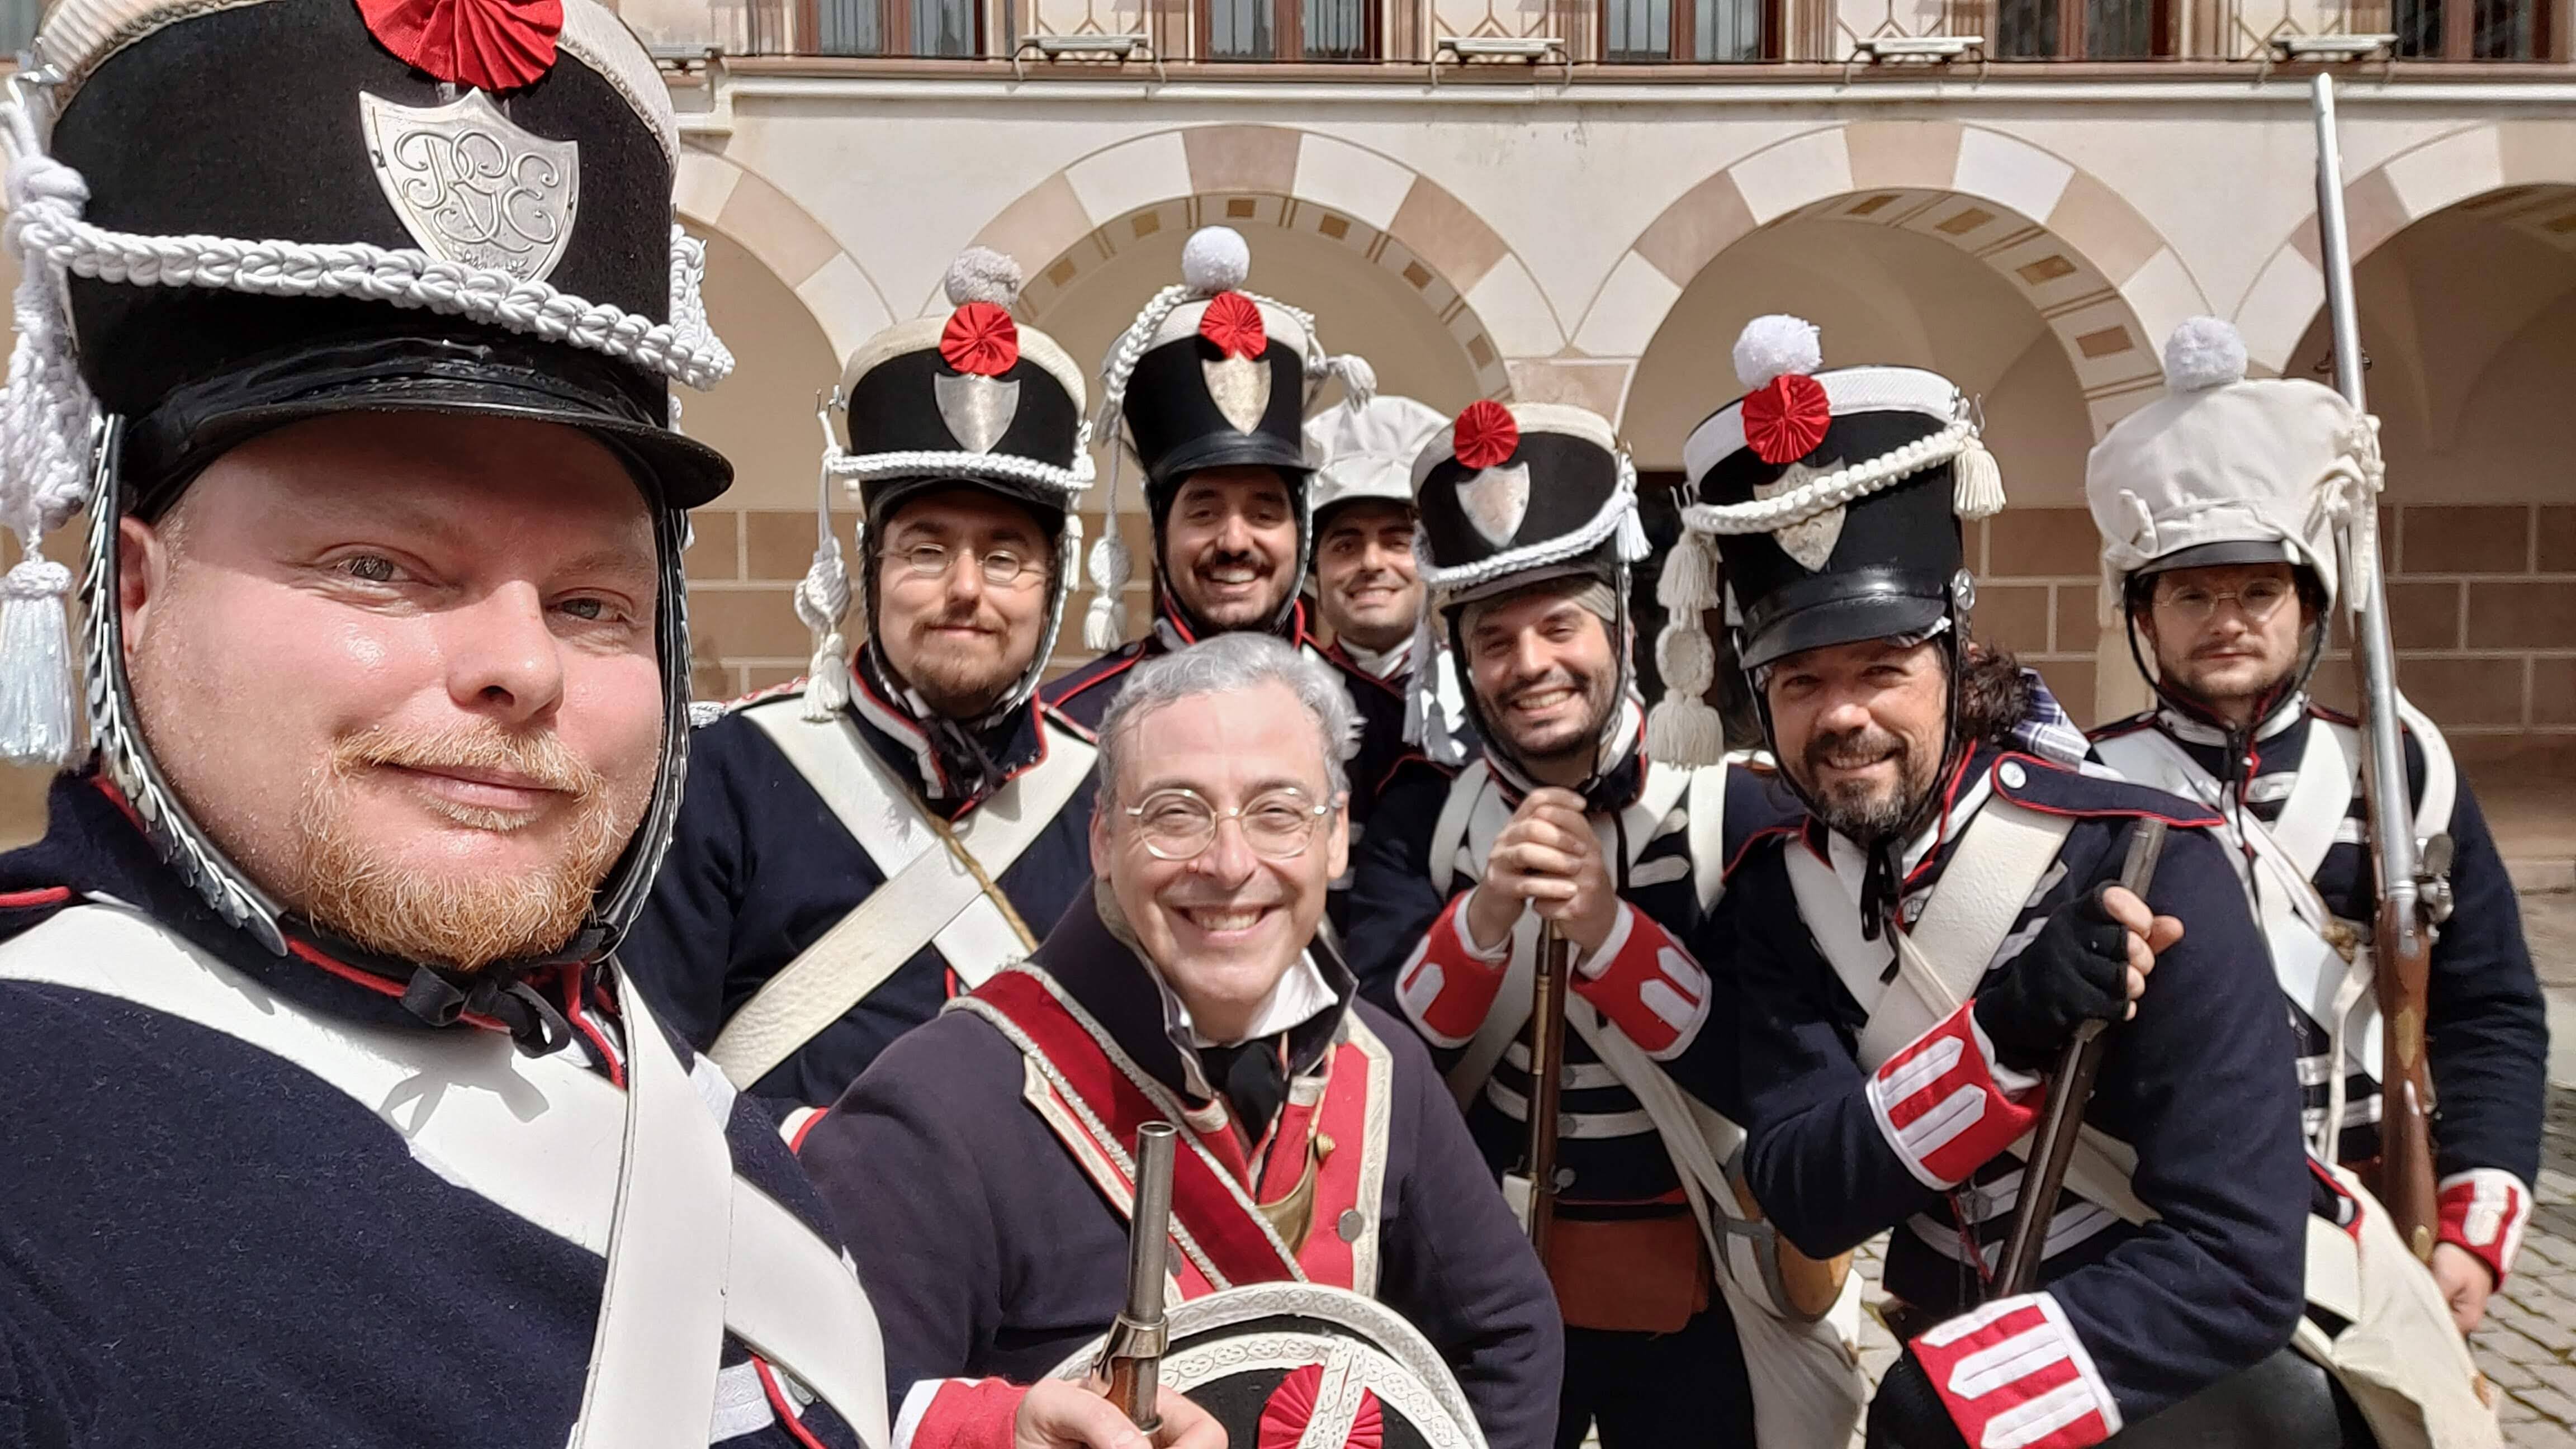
[359,89,580,283]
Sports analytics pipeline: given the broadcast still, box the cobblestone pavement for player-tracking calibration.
[1843,888,2576,1446]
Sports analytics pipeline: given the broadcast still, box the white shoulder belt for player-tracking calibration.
[0,904,891,1449]
[710,704,1097,1090]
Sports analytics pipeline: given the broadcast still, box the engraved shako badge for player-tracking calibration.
[1756,458,1845,571]
[359,91,580,283]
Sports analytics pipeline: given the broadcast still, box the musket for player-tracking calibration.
[1097,1121,1177,1432]
[1993,818,2167,1297]
[2312,73,2442,1261]
[1523,921,1572,1257]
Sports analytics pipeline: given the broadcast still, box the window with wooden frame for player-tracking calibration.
[1990,0,2167,56]
[2393,0,2550,57]
[1600,0,1775,59]
[1199,0,1377,57]
[804,0,983,55]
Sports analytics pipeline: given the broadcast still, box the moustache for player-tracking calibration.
[334,724,602,798]
[1194,550,1272,576]
[1803,724,1905,776]
[1500,667,1587,708]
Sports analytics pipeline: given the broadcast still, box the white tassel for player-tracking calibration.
[1646,613,1724,767]
[1615,501,1650,564]
[0,555,75,767]
[1646,695,1726,769]
[1329,353,1376,412]
[1399,610,1439,747]
[1083,525,1134,651]
[1952,433,2006,521]
[1657,531,1723,610]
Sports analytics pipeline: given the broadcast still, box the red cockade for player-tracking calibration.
[355,0,564,92]
[940,301,1020,377]
[1257,1365,1385,1449]
[1198,291,1268,360]
[1452,399,1519,470]
[1741,372,1831,466]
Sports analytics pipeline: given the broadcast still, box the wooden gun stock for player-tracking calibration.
[2372,894,2440,1261]
[1524,921,1572,1258]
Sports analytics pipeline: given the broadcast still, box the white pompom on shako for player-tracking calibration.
[2161,315,2248,392]
[1732,314,1824,391]
[1180,224,1253,295]
[945,246,1026,310]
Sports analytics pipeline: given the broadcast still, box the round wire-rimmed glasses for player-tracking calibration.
[2151,576,2295,626]
[1122,786,1336,861]
[881,542,1043,589]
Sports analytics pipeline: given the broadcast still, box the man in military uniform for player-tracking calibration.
[2085,318,2546,1335]
[0,6,1221,1446]
[800,633,1562,1449]
[1678,318,2320,1449]
[1044,227,1420,826]
[1304,392,1453,703]
[624,248,1102,1109]
[1346,400,1858,1449]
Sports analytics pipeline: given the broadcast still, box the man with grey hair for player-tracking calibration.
[798,632,1562,1449]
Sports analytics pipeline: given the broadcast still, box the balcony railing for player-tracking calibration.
[674,0,2560,63]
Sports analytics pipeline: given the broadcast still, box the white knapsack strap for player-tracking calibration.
[712,707,1096,1090]
[1426,760,1490,895]
[0,905,892,1449]
[1855,800,2073,1071]
[574,967,732,1449]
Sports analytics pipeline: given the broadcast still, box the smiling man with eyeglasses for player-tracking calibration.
[622,248,1109,1112]
[798,632,1562,1449]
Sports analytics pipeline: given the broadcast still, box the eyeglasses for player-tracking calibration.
[1121,786,1336,861]
[2153,577,2295,626]
[884,543,1043,589]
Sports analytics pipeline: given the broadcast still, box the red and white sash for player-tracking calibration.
[951,963,1393,1299]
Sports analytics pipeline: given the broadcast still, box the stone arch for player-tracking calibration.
[1579,121,2199,438]
[965,125,1533,400]
[2234,119,2576,376]
[675,143,894,364]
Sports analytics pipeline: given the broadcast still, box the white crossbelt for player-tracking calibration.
[0,903,891,1449]
[709,704,1097,1090]
[1791,800,2153,1226]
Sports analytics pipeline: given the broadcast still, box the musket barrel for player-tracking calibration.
[1100,1121,1177,1431]
[1125,1122,1177,1322]
[2312,72,2439,1253]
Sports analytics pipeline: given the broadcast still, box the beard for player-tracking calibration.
[1494,664,1619,772]
[1798,722,1939,847]
[291,724,631,970]
[896,602,1031,719]
[1178,546,1291,629]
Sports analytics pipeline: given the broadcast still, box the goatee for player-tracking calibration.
[1800,724,1935,847]
[292,724,630,970]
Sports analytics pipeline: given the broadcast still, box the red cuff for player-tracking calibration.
[1566,902,1711,1059]
[1867,1001,2040,1188]
[2438,1169,2531,1286]
[1910,1293,2123,1449]
[898,1377,1027,1449]
[1395,891,1510,1048]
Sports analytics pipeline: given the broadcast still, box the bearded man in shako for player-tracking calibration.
[624,249,1103,1110]
[1679,318,2319,1449]
[1344,400,1865,1449]
[0,2,943,1444]
[2085,323,2545,1338]
[1044,227,1423,830]
[798,634,1563,1449]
